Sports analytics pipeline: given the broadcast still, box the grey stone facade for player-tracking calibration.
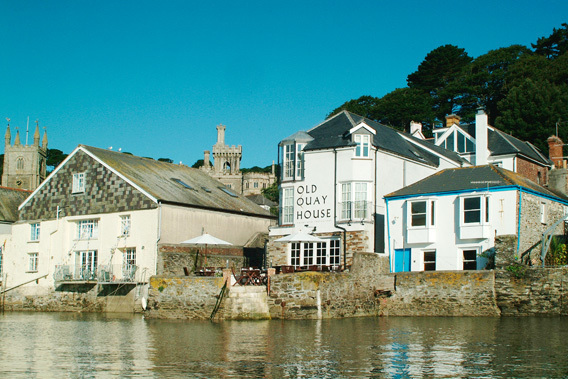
[19,149,156,221]
[518,191,565,265]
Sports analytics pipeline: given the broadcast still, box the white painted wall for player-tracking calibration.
[4,208,159,294]
[386,189,518,271]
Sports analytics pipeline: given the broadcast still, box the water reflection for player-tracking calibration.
[1,313,567,378]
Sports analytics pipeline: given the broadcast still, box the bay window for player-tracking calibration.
[341,182,370,221]
[289,239,341,268]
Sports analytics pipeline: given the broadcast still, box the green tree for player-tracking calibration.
[191,159,211,168]
[533,23,568,59]
[407,44,473,121]
[374,88,436,132]
[46,149,68,171]
[465,45,532,123]
[327,95,381,119]
[496,78,568,152]
[261,182,279,203]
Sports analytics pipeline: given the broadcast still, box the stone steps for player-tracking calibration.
[225,285,270,320]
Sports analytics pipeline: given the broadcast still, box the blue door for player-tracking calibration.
[394,249,411,272]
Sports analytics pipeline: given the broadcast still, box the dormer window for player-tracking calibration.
[281,143,305,181]
[440,130,475,153]
[354,134,370,157]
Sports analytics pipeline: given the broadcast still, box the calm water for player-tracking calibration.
[0,312,567,378]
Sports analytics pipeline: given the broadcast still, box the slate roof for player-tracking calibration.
[58,146,274,218]
[0,187,31,222]
[456,124,551,166]
[385,165,566,201]
[302,111,466,167]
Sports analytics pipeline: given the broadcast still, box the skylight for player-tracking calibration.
[219,187,238,197]
[171,178,194,190]
[201,186,212,193]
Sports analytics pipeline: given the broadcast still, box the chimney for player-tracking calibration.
[446,114,460,127]
[475,109,488,165]
[204,150,211,168]
[547,135,564,168]
[410,121,423,139]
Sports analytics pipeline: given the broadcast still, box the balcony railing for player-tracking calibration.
[54,264,139,283]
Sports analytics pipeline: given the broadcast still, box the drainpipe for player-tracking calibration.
[333,148,347,270]
[374,146,378,253]
[516,192,522,257]
[155,202,162,276]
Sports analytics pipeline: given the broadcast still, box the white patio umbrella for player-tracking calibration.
[275,231,323,243]
[181,233,232,267]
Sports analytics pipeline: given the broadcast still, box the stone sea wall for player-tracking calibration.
[380,271,501,316]
[3,283,141,313]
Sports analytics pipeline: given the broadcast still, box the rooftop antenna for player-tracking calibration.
[25,116,29,145]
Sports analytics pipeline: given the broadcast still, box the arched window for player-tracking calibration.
[16,157,24,171]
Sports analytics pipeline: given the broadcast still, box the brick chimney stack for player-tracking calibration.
[446,114,460,127]
[547,135,564,168]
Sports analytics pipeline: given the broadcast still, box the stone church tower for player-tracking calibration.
[2,120,47,191]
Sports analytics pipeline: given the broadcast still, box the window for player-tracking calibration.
[296,144,305,178]
[123,248,136,279]
[16,157,24,171]
[72,173,86,193]
[341,182,369,220]
[77,219,98,240]
[443,131,474,153]
[540,202,546,224]
[281,188,294,225]
[30,223,40,241]
[254,182,259,188]
[341,183,351,219]
[289,239,341,268]
[284,144,295,179]
[329,239,340,266]
[171,178,194,190]
[78,250,97,279]
[303,243,314,266]
[463,249,477,270]
[28,252,38,272]
[291,243,300,267]
[463,197,481,224]
[120,215,131,237]
[354,134,370,157]
[424,251,436,271]
[410,200,436,227]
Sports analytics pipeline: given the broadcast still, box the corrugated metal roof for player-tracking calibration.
[385,165,565,200]
[0,187,31,222]
[82,146,274,218]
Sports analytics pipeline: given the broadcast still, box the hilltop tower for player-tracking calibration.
[201,124,275,196]
[2,119,48,191]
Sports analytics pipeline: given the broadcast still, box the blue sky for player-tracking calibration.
[1,1,567,167]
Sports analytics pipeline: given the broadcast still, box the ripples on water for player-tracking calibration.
[0,312,567,378]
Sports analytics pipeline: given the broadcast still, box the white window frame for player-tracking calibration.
[30,223,40,241]
[296,143,305,179]
[540,202,546,224]
[120,215,131,237]
[283,144,295,180]
[281,187,294,225]
[72,172,86,193]
[28,252,38,272]
[423,250,436,271]
[77,219,99,240]
[354,134,370,158]
[408,199,436,228]
[461,195,489,225]
[340,182,370,221]
[462,248,479,270]
[289,239,341,268]
[77,250,97,279]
